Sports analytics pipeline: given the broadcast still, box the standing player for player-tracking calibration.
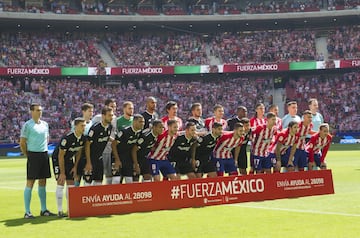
[205,104,227,131]
[194,122,223,178]
[213,122,245,177]
[168,122,197,179]
[227,106,248,131]
[268,104,282,131]
[111,114,145,184]
[142,96,159,129]
[250,103,266,129]
[306,123,332,170]
[20,103,55,218]
[117,101,134,131]
[307,98,324,141]
[92,99,117,185]
[74,103,94,187]
[148,120,180,181]
[294,110,314,171]
[250,112,277,174]
[282,101,301,129]
[268,121,299,173]
[85,106,114,185]
[131,120,165,182]
[236,118,251,175]
[187,102,207,136]
[161,101,183,131]
[52,118,86,217]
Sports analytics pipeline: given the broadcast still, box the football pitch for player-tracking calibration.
[1,144,359,238]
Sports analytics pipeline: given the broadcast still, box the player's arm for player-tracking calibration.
[58,148,67,184]
[84,140,93,172]
[320,137,332,169]
[307,138,316,170]
[190,142,197,170]
[274,142,282,172]
[19,137,27,157]
[111,139,122,170]
[131,145,140,174]
[287,143,297,171]
[234,145,241,167]
[72,148,83,178]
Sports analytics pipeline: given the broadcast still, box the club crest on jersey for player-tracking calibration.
[117,131,123,138]
[88,130,94,137]
[197,137,203,143]
[137,138,144,145]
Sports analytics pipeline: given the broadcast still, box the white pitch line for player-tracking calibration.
[230,204,360,217]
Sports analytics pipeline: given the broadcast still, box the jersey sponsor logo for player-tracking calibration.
[98,136,109,143]
[68,146,84,152]
[61,139,67,146]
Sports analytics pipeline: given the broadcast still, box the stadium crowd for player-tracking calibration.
[1,71,359,143]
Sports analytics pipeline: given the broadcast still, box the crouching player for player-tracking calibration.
[306,123,332,170]
[52,117,86,217]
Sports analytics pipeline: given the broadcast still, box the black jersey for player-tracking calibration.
[114,126,141,156]
[52,131,86,161]
[136,128,157,159]
[141,111,159,129]
[87,122,112,160]
[168,133,197,162]
[227,116,241,131]
[195,132,219,160]
[187,117,206,133]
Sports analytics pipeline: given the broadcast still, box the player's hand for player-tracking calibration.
[133,163,140,175]
[70,167,77,179]
[308,162,315,171]
[114,160,122,170]
[234,160,238,168]
[58,173,66,184]
[287,161,294,172]
[85,162,92,173]
[320,162,327,170]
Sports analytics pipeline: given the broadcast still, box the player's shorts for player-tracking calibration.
[171,158,195,175]
[76,147,86,177]
[212,157,237,174]
[149,159,176,177]
[195,156,216,174]
[306,152,322,167]
[120,154,134,177]
[102,152,113,177]
[251,155,272,171]
[90,156,104,181]
[294,149,307,169]
[237,147,248,169]
[52,155,75,180]
[138,156,151,175]
[27,151,51,180]
[268,148,293,168]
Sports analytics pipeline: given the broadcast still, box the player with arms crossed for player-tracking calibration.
[52,117,86,217]
[131,120,165,182]
[148,120,180,181]
[212,122,245,177]
[306,123,332,170]
[194,122,223,178]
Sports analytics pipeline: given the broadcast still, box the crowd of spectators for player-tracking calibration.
[0,0,359,14]
[1,71,359,143]
[0,32,102,67]
[327,25,360,60]
[210,30,316,63]
[105,32,209,66]
[285,71,360,133]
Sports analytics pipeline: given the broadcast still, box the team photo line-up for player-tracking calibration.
[20,97,331,218]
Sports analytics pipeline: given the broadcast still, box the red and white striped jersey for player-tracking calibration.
[161,116,183,131]
[251,124,277,157]
[250,117,266,129]
[148,130,177,160]
[213,131,244,159]
[305,133,332,163]
[204,117,227,131]
[268,128,299,155]
[275,117,283,131]
[296,121,313,150]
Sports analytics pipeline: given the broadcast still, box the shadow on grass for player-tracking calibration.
[1,215,87,227]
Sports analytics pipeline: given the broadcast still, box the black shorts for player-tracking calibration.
[120,155,134,177]
[52,156,75,180]
[76,148,86,176]
[27,151,51,180]
[172,158,195,175]
[91,156,104,181]
[138,157,151,175]
[195,156,216,174]
[237,147,248,169]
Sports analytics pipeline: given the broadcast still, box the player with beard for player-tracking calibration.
[141,96,159,129]
[187,103,207,136]
[227,106,248,131]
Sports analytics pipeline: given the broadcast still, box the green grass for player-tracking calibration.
[1,144,360,238]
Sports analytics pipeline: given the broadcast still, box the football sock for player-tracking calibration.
[124,176,133,183]
[38,186,47,212]
[74,181,80,187]
[105,177,112,185]
[56,185,64,212]
[112,176,121,184]
[24,186,32,213]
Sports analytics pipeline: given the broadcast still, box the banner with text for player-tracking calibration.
[68,170,334,218]
[223,63,289,73]
[111,66,174,75]
[0,67,61,76]
[338,59,360,68]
